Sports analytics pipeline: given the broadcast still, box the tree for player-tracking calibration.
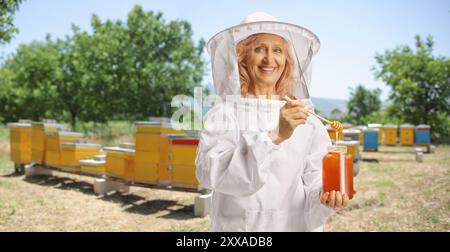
[0,0,24,44]
[374,35,450,140]
[0,37,61,122]
[122,6,205,120]
[344,85,382,125]
[0,5,206,128]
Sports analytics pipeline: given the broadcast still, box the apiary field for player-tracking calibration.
[0,124,448,231]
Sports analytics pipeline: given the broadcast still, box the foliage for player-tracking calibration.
[374,35,450,140]
[0,5,206,127]
[0,0,23,44]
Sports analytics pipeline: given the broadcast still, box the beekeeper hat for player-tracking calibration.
[207,11,321,100]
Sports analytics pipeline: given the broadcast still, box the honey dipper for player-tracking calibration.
[283,96,343,131]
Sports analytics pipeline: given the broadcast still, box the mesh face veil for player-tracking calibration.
[207,12,320,100]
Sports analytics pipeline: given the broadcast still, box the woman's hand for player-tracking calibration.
[271,98,309,145]
[320,188,357,210]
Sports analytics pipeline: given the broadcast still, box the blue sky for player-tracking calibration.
[1,0,449,100]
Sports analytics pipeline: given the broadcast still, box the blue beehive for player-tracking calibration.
[363,128,378,151]
[415,124,431,144]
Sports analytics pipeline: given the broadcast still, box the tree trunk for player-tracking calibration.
[70,111,77,130]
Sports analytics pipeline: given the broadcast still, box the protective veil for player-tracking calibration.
[195,12,334,231]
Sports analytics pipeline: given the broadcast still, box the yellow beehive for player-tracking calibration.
[31,122,68,164]
[134,162,159,184]
[135,133,162,152]
[400,124,415,146]
[384,124,398,146]
[134,121,184,185]
[336,140,361,160]
[44,131,83,167]
[133,149,170,184]
[135,121,185,134]
[60,143,101,172]
[80,159,106,175]
[134,151,161,163]
[8,123,32,164]
[171,165,198,188]
[169,138,199,188]
[105,147,135,180]
[355,126,365,145]
[170,140,198,166]
[368,123,383,144]
[45,131,83,152]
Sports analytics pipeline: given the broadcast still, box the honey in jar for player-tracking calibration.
[322,145,354,199]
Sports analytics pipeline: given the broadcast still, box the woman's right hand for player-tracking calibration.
[271,98,309,145]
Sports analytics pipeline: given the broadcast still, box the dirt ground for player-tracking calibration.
[0,138,449,231]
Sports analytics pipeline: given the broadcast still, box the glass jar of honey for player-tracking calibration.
[322,145,354,199]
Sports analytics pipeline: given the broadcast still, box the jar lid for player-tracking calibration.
[327,145,347,153]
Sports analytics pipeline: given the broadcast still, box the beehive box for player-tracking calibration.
[343,129,360,141]
[31,122,68,164]
[133,146,170,185]
[327,127,344,142]
[363,128,378,151]
[400,124,415,146]
[105,147,135,180]
[368,123,383,144]
[135,133,162,152]
[44,131,83,168]
[134,161,159,184]
[355,126,366,145]
[60,143,101,172]
[384,124,398,146]
[415,124,431,145]
[8,122,32,164]
[80,159,106,175]
[135,121,185,134]
[336,140,361,161]
[169,138,199,189]
[335,140,362,177]
[133,121,185,185]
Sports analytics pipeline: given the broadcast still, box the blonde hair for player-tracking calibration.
[236,33,295,98]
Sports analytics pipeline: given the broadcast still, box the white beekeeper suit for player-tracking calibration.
[195,12,334,232]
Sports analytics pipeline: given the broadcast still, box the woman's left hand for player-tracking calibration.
[320,189,354,210]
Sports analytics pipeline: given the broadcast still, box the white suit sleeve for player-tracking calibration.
[195,105,280,197]
[302,119,335,230]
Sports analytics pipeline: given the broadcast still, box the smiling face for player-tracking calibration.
[237,33,294,98]
[246,34,287,90]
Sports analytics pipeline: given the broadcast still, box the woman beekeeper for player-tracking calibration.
[195,12,352,232]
